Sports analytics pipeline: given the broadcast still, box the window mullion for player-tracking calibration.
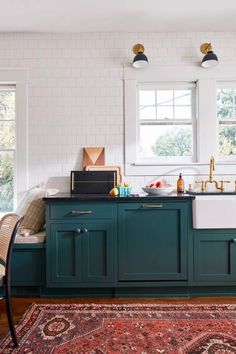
[0,149,15,152]
[173,90,175,120]
[197,79,217,162]
[219,120,236,125]
[155,90,157,120]
[140,120,192,125]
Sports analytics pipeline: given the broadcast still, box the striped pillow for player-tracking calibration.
[15,187,46,216]
[19,198,45,236]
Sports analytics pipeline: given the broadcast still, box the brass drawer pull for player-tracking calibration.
[71,210,93,215]
[142,204,163,209]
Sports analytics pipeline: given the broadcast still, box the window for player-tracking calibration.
[0,87,16,212]
[138,83,196,163]
[124,66,236,176]
[217,84,236,159]
[0,69,28,214]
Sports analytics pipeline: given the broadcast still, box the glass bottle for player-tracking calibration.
[177,173,184,193]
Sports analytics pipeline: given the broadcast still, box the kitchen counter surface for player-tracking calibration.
[43,192,195,202]
[186,191,236,195]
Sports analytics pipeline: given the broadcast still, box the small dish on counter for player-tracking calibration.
[142,185,174,195]
[117,186,132,196]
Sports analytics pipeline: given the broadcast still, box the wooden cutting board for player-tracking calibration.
[83,147,105,169]
[85,165,122,185]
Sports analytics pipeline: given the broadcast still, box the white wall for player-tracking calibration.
[1,32,236,193]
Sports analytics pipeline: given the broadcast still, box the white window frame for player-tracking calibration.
[137,81,197,164]
[0,68,28,207]
[217,81,236,162]
[124,65,236,176]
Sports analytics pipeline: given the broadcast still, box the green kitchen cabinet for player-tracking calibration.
[193,230,236,282]
[46,201,116,287]
[118,202,189,282]
[47,222,114,287]
[9,194,236,297]
[11,244,45,286]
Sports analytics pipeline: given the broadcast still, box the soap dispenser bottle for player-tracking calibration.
[177,173,184,193]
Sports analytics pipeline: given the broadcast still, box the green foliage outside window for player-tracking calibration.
[151,89,236,158]
[219,126,236,155]
[0,152,14,212]
[151,126,236,158]
[0,91,15,212]
[217,89,236,156]
[151,128,192,156]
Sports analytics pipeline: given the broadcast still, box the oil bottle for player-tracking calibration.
[177,173,184,193]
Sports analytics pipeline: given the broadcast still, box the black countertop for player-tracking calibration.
[43,192,195,202]
[186,191,236,195]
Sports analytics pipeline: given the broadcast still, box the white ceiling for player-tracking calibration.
[1,0,236,32]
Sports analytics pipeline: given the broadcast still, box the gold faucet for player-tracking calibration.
[195,156,230,192]
[203,156,220,191]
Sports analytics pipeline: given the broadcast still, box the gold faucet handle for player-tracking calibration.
[218,180,231,192]
[195,180,205,192]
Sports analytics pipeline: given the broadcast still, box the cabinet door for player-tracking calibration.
[118,202,188,281]
[47,223,82,286]
[82,223,114,283]
[194,232,236,282]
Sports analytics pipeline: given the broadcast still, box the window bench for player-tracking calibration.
[11,238,45,296]
[15,230,46,244]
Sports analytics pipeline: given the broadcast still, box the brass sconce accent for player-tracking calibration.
[200,43,218,68]
[132,43,149,69]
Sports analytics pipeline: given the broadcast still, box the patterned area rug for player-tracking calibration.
[1,303,236,353]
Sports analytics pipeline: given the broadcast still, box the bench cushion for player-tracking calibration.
[15,230,46,244]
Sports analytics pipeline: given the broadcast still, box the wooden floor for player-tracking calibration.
[1,296,236,344]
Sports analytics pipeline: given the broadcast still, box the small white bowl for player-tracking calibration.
[142,185,174,195]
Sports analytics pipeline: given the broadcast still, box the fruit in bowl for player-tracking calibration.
[142,181,174,195]
[156,181,165,188]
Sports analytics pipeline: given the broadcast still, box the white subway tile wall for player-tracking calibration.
[1,32,236,192]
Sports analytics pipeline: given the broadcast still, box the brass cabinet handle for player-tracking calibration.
[71,210,93,215]
[231,239,236,243]
[142,204,163,209]
[75,228,81,234]
[83,228,88,233]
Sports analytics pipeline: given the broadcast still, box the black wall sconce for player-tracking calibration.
[200,43,218,68]
[132,43,149,69]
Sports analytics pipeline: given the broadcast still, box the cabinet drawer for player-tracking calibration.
[48,202,115,220]
[120,202,185,211]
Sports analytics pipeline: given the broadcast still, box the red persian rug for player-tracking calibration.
[1,303,236,353]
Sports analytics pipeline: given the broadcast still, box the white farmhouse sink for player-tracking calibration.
[192,195,236,229]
